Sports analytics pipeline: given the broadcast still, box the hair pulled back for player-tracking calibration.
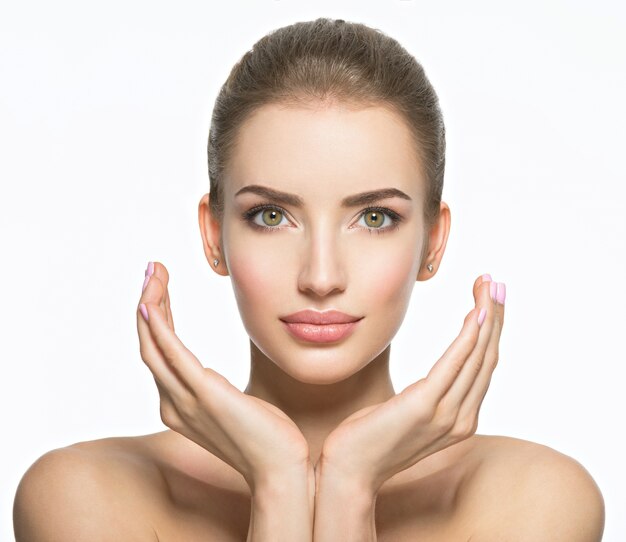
[208,17,446,244]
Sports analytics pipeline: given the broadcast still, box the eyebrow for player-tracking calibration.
[234,184,412,208]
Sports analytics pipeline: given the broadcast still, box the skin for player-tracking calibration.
[205,101,452,468]
[12,101,605,541]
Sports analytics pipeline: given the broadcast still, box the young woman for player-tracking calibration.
[14,17,604,541]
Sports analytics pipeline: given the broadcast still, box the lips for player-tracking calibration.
[280,309,363,325]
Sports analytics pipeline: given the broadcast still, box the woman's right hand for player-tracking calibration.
[315,274,505,495]
[136,261,312,493]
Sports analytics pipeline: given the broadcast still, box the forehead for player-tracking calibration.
[225,102,424,201]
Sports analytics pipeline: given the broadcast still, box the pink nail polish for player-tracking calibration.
[482,273,492,282]
[145,261,154,277]
[478,307,487,326]
[142,275,150,292]
[490,281,497,302]
[496,282,506,304]
[139,303,149,322]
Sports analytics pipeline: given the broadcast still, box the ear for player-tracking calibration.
[198,193,229,276]
[416,201,451,281]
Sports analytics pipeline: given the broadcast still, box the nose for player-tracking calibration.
[297,222,347,298]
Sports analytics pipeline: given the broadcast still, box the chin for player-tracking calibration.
[250,333,392,386]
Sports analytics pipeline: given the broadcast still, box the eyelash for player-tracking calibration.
[241,203,403,235]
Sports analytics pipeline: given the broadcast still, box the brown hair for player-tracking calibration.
[208,17,445,256]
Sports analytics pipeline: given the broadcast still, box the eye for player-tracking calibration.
[242,204,291,231]
[356,207,403,234]
[242,204,403,234]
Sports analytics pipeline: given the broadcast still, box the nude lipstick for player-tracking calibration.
[279,309,363,343]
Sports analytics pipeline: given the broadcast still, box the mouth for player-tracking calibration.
[280,309,363,325]
[279,310,364,343]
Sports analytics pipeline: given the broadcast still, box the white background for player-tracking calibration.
[1,1,624,540]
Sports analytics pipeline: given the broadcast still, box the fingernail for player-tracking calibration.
[496,282,506,305]
[482,273,492,282]
[478,307,487,327]
[142,275,150,292]
[145,261,154,278]
[139,303,149,322]
[490,281,497,302]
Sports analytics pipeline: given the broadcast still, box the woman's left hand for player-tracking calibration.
[315,274,505,495]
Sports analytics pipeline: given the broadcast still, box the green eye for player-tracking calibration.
[356,206,403,234]
[363,210,385,228]
[242,205,289,231]
[261,208,283,226]
[243,204,402,234]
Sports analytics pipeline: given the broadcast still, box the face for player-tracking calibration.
[218,102,428,385]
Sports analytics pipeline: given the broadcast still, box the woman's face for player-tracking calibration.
[219,102,428,385]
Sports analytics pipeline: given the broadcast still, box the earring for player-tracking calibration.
[427,263,433,272]
[213,258,219,267]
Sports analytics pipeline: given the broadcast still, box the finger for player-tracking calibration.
[421,274,493,403]
[457,282,506,418]
[149,261,175,331]
[441,277,496,409]
[472,273,491,304]
[137,275,188,398]
[140,279,205,392]
[422,304,482,403]
[148,261,170,319]
[164,285,174,331]
[142,262,167,305]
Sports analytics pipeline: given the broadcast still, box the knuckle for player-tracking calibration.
[159,402,180,430]
[403,378,428,398]
[455,334,478,362]
[138,344,151,362]
[433,404,457,433]
[418,404,438,426]
[470,356,484,376]
[437,415,457,436]
[164,350,183,372]
[452,415,478,439]
[176,397,197,421]
[403,380,437,422]
[491,353,499,369]
[139,347,148,363]
[461,328,478,349]
[449,358,466,378]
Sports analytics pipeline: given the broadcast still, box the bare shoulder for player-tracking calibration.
[460,435,605,542]
[13,435,166,542]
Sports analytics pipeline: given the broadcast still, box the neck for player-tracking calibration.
[243,340,396,465]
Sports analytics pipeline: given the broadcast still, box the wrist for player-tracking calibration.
[313,465,378,542]
[316,454,380,500]
[315,462,378,505]
[248,469,314,542]
[250,459,314,494]
[251,467,314,504]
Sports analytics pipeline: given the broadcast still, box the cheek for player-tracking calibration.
[351,227,421,300]
[227,229,420,307]
[361,247,416,302]
[352,242,419,344]
[225,233,287,324]
[224,222,422,349]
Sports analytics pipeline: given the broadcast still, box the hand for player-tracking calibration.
[136,261,313,492]
[316,274,505,495]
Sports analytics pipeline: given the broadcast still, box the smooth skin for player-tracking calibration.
[138,262,501,541]
[13,103,605,541]
[138,263,500,491]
